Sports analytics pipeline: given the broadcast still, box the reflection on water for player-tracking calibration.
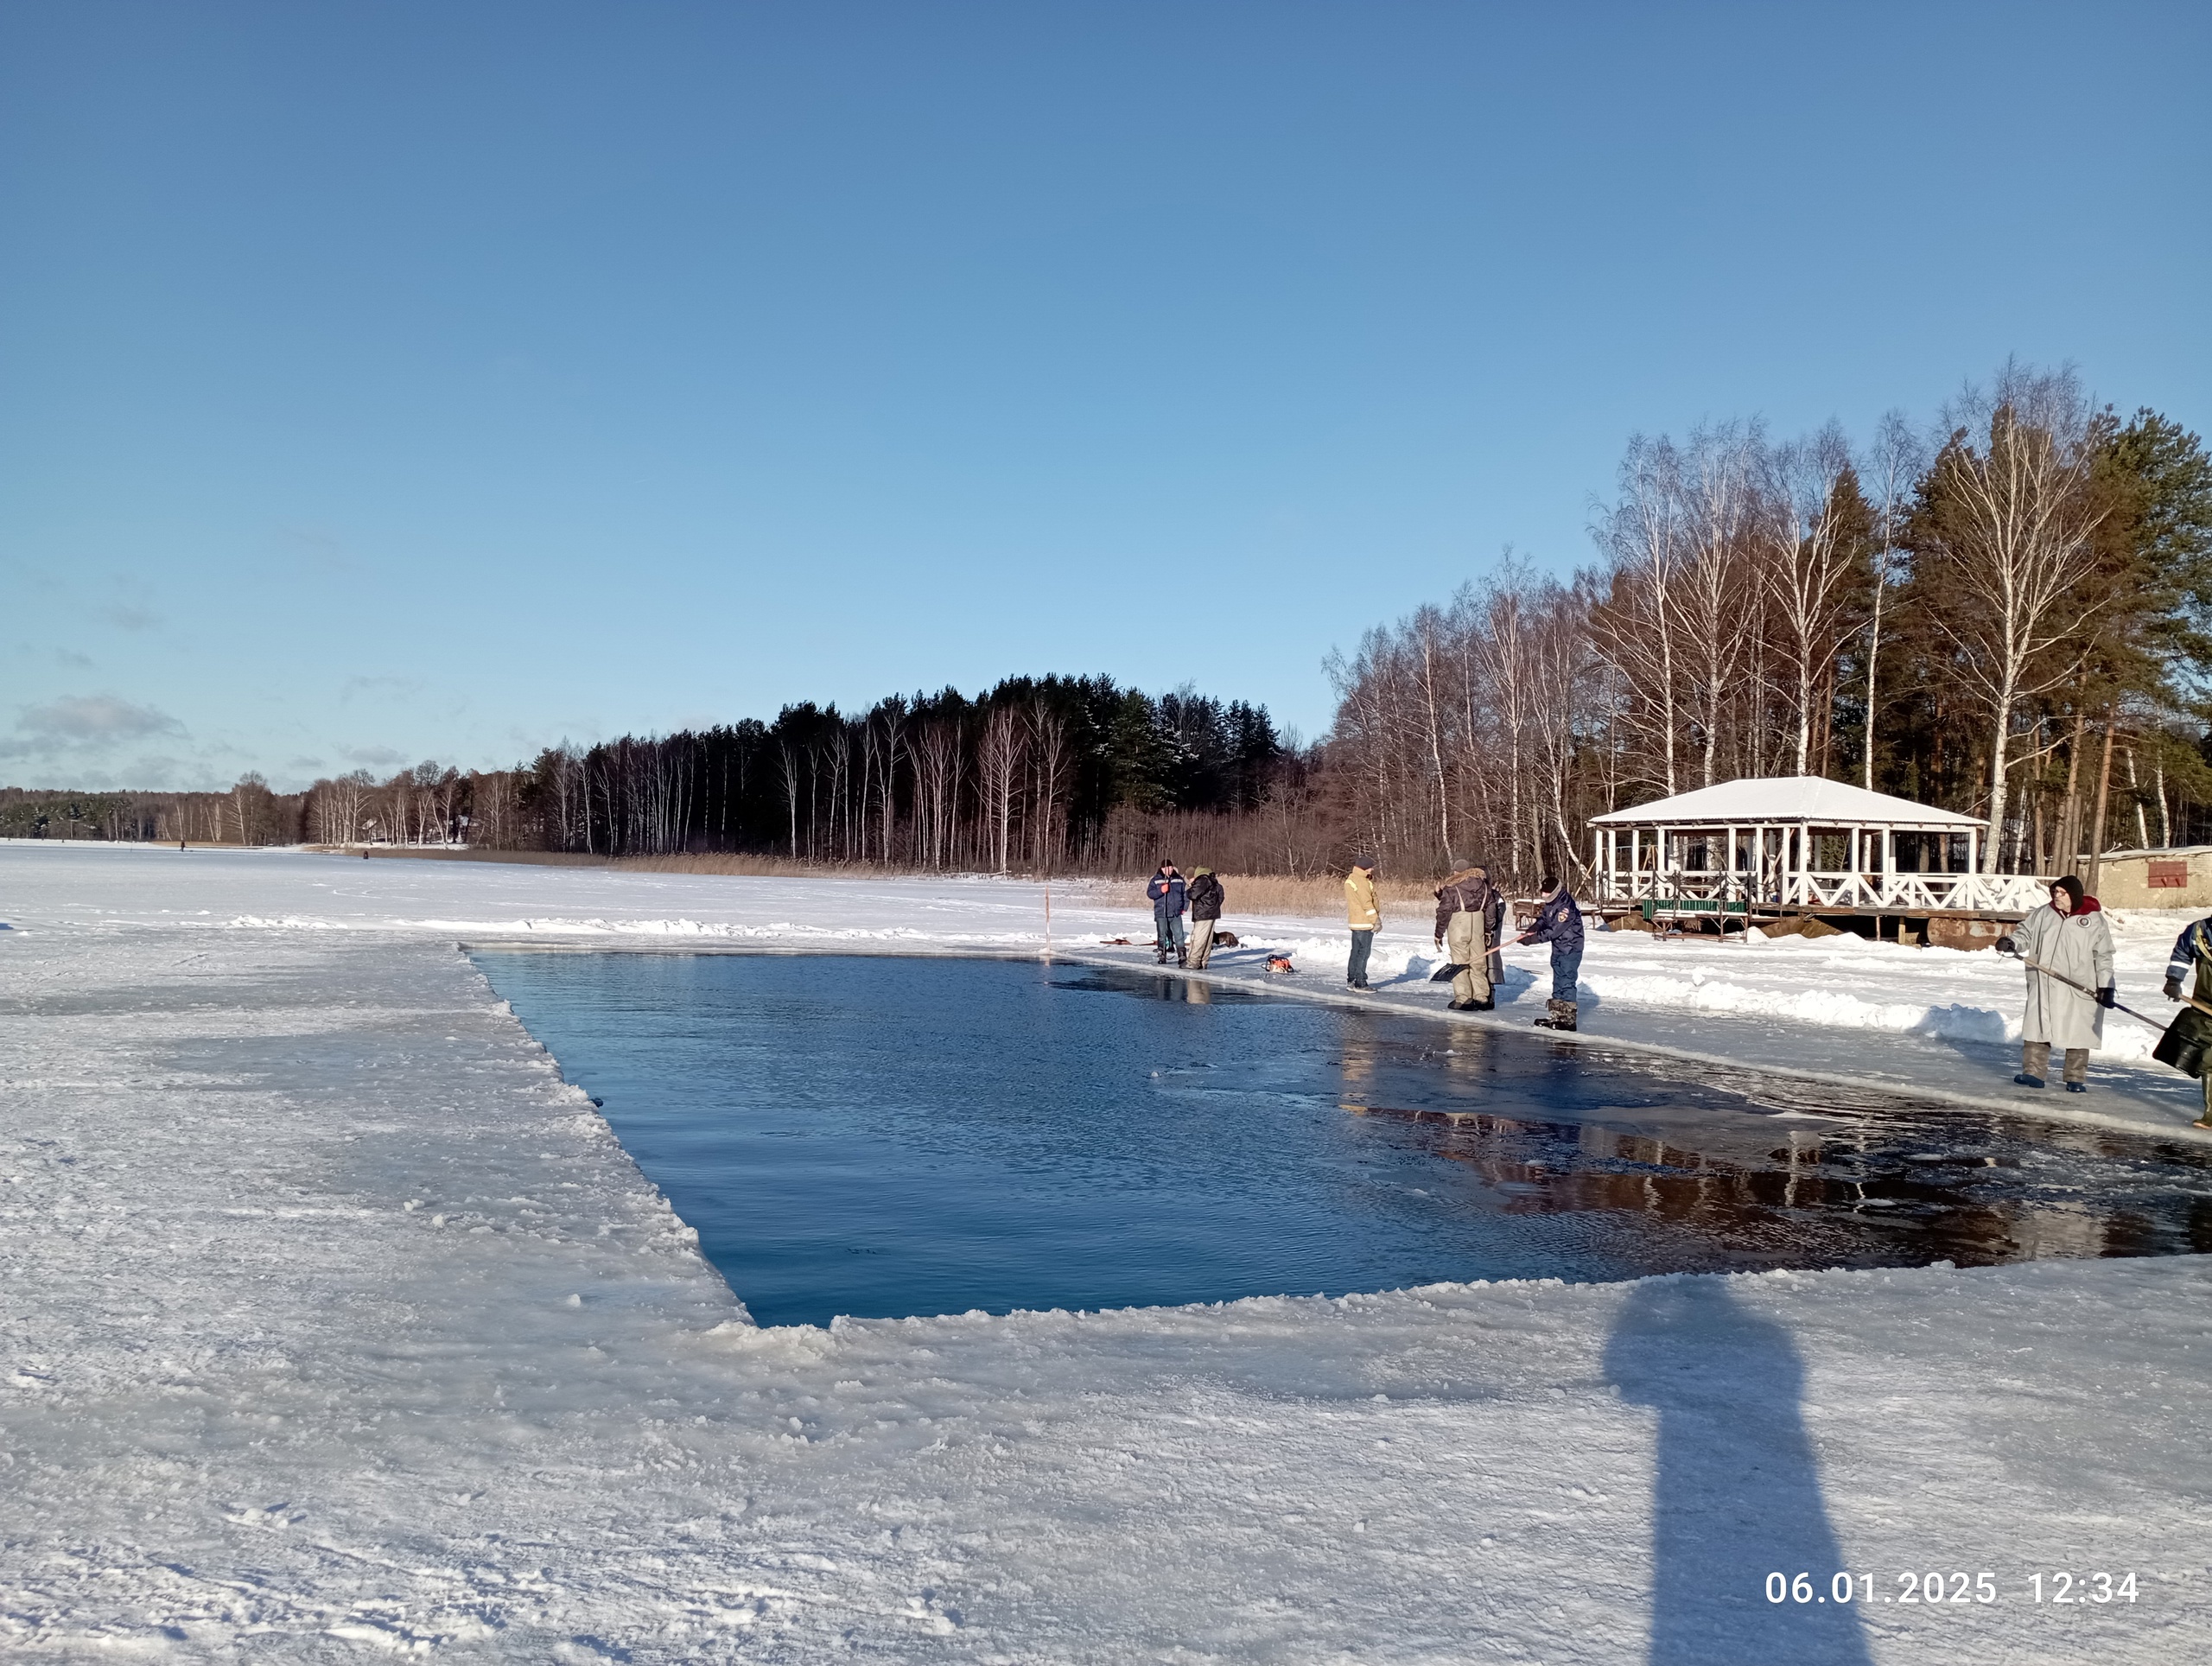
[474,952,2212,1326]
[1330,1026,2212,1270]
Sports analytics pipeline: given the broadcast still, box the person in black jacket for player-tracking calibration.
[1147,862,1189,965]
[1187,867,1225,968]
[1433,865,1494,1011]
[1515,875,1586,1031]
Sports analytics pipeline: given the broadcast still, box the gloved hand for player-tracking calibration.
[2165,976,2184,1002]
[1994,934,2018,956]
[2098,985,2118,1009]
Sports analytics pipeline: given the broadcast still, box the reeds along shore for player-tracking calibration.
[1089,872,1447,916]
[325,846,1446,916]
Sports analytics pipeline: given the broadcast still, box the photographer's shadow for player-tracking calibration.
[1604,1278,1872,1666]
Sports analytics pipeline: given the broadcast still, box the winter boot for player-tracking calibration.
[1535,1000,1578,1033]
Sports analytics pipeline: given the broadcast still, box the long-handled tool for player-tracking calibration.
[1995,939,2183,1027]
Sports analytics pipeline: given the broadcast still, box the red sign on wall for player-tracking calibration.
[2149,861,2190,888]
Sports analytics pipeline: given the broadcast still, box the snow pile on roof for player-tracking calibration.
[1591,774,1984,828]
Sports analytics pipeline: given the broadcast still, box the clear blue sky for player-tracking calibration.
[3,3,2207,791]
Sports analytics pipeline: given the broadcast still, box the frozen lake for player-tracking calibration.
[475,951,2212,1326]
[9,848,2206,1660]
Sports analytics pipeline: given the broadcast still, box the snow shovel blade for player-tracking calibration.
[1430,963,1466,982]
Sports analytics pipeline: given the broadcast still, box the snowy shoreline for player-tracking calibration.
[4,843,2208,1659]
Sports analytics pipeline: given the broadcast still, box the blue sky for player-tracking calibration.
[3,3,2207,791]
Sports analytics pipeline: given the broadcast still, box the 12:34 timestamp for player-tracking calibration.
[1765,1570,2139,1606]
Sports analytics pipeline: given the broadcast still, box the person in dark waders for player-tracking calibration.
[1997,874,2114,1092]
[1147,861,1188,966]
[2158,912,2212,1129]
[1515,874,1585,1031]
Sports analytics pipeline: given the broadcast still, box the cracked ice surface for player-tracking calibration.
[1,843,2208,1660]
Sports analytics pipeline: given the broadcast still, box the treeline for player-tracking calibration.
[1331,362,2212,885]
[0,779,305,846]
[4,682,1297,871]
[21,361,2209,892]
[256,677,1293,873]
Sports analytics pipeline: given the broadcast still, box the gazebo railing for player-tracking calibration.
[1596,866,2048,912]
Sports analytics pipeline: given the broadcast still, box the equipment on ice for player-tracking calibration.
[2152,1008,2212,1078]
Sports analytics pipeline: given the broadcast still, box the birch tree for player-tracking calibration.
[1859,412,1923,788]
[1911,366,2110,871]
[1760,425,1866,777]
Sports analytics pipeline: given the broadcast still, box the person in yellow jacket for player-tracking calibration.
[1344,855,1381,989]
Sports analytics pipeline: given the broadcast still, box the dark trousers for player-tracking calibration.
[1347,928,1375,988]
[1552,945,1582,1004]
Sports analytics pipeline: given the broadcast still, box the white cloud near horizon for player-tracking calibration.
[13,694,186,747]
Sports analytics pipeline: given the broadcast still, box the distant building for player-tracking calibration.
[2082,847,2212,910]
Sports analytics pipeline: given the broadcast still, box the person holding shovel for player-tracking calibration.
[1998,875,2115,1093]
[2158,915,2212,1129]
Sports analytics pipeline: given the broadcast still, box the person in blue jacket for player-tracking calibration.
[1515,874,1586,1032]
[2161,913,2212,1128]
[1147,861,1189,966]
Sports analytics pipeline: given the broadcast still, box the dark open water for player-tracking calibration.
[474,952,2212,1327]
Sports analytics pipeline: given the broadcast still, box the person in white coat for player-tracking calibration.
[1999,874,2116,1093]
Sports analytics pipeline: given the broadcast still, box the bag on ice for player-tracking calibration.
[2152,1006,2212,1078]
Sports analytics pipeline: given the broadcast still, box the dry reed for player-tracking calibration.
[1090,873,1448,918]
[343,848,1465,917]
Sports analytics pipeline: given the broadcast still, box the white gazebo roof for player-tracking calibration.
[1589,775,1983,830]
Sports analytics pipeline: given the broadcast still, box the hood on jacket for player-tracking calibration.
[2050,874,2101,914]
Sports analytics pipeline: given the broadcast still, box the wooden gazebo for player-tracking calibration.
[1589,776,2049,938]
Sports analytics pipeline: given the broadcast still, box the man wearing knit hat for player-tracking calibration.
[1999,874,2115,1092]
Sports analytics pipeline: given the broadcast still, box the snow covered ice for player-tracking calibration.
[3,841,2208,1661]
